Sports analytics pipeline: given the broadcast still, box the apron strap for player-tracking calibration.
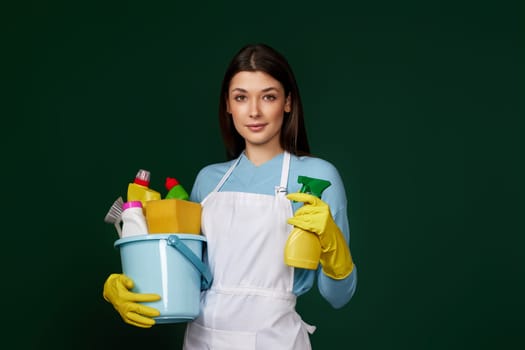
[275,151,291,195]
[211,155,243,193]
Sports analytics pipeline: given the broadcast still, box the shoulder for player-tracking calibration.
[289,155,343,187]
[190,160,235,202]
[293,155,340,172]
[195,160,234,180]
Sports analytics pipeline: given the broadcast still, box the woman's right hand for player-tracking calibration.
[103,273,161,328]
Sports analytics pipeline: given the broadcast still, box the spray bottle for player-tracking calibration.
[284,176,331,270]
[127,169,161,210]
[165,177,189,200]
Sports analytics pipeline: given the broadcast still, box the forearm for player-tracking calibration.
[318,266,358,309]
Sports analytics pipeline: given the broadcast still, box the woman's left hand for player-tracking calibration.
[286,192,354,279]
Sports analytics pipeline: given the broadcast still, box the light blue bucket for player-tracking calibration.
[114,234,213,324]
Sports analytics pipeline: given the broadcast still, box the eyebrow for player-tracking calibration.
[230,87,280,93]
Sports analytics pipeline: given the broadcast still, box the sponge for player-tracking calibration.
[145,199,202,234]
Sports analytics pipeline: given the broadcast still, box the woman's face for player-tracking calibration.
[227,71,291,153]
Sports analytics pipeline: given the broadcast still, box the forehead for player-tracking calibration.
[229,71,284,91]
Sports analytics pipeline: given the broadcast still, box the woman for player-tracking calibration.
[104,43,357,349]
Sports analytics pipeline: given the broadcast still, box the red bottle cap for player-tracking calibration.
[134,169,150,187]
[165,177,179,190]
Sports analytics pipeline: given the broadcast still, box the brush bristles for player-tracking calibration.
[104,196,124,224]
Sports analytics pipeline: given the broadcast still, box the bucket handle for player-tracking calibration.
[167,235,213,290]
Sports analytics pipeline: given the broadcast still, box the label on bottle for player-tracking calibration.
[121,206,149,237]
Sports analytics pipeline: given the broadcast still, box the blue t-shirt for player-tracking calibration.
[190,152,357,308]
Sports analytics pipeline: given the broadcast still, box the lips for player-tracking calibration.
[246,123,267,132]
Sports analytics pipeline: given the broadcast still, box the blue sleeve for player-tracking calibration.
[189,167,208,203]
[289,156,358,309]
[318,267,358,309]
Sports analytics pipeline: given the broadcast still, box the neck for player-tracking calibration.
[244,144,284,166]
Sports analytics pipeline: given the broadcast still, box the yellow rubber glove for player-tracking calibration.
[286,193,354,279]
[103,273,161,328]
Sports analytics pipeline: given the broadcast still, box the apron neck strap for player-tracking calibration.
[275,151,291,195]
[212,154,242,193]
[212,151,291,195]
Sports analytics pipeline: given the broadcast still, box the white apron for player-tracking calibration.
[184,152,315,350]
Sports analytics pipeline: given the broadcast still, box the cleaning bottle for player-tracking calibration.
[165,177,189,200]
[127,169,161,209]
[121,201,149,237]
[284,176,331,270]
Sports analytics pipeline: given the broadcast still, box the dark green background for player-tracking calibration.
[4,0,523,349]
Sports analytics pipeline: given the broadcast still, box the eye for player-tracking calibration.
[233,95,246,102]
[263,94,277,101]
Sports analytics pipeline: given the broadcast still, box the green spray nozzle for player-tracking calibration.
[297,176,331,198]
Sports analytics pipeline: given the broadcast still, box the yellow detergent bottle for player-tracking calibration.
[127,169,161,210]
[284,176,331,270]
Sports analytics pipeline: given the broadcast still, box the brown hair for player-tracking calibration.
[218,43,310,160]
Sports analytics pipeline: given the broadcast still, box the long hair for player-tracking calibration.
[218,44,310,160]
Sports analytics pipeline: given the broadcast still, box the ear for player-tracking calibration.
[284,94,291,113]
[226,98,231,114]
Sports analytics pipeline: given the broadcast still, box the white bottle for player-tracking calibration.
[121,201,149,237]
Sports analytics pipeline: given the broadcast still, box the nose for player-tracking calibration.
[249,99,261,118]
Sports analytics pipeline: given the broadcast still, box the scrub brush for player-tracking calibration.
[104,196,123,238]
